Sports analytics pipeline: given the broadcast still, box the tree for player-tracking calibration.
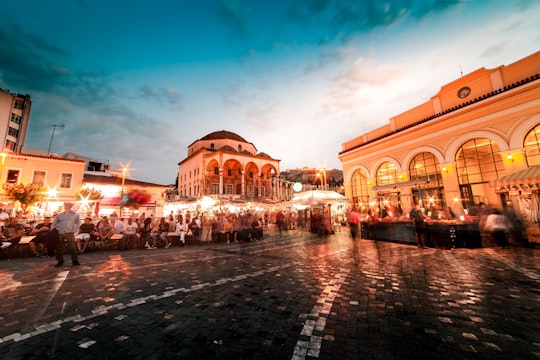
[3,183,47,210]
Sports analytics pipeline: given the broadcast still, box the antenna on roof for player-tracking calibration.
[460,65,463,77]
[47,124,65,156]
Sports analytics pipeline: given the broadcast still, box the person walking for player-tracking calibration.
[410,203,429,248]
[52,202,81,267]
[348,207,360,240]
[483,209,513,248]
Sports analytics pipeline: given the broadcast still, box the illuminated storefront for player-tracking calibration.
[339,51,540,227]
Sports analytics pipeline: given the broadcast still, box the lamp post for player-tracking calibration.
[120,167,127,215]
[318,168,327,190]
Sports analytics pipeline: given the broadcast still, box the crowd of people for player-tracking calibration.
[1,203,288,265]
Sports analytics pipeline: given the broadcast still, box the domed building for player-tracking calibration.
[176,130,291,202]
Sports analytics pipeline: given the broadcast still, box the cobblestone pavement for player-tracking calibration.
[0,229,538,360]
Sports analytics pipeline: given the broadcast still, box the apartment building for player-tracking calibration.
[0,89,31,152]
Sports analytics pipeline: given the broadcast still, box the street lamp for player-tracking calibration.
[120,167,127,213]
[318,168,327,190]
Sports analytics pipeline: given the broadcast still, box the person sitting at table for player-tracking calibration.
[97,217,114,242]
[29,216,53,257]
[120,217,138,250]
[1,218,25,259]
[76,217,97,253]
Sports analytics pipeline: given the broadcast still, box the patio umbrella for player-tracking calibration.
[291,190,350,205]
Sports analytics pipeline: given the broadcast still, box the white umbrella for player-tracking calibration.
[291,190,350,205]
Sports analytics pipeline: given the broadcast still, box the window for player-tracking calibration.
[456,138,503,184]
[5,140,16,151]
[32,171,46,185]
[210,143,215,150]
[376,162,398,185]
[7,127,19,138]
[225,184,233,194]
[260,187,265,196]
[60,173,72,188]
[6,169,19,183]
[13,100,23,110]
[10,114,22,124]
[351,169,369,210]
[211,183,219,194]
[227,169,232,177]
[214,167,219,175]
[524,124,540,166]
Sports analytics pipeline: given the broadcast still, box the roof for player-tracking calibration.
[83,174,171,188]
[200,130,248,143]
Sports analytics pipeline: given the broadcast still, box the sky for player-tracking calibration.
[0,0,539,185]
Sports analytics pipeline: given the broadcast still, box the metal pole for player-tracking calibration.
[47,124,64,156]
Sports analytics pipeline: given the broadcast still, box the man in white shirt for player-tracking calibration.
[120,217,138,250]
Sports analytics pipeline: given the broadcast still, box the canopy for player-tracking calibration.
[371,179,429,191]
[490,165,540,192]
[290,190,350,205]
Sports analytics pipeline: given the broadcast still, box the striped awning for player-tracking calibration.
[490,165,540,192]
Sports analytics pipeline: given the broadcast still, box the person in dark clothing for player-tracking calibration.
[410,203,429,248]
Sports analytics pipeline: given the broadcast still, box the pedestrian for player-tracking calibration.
[52,202,81,267]
[483,209,513,248]
[410,203,429,248]
[348,207,360,240]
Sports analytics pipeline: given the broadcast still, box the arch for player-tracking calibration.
[445,130,509,162]
[375,161,399,186]
[343,164,371,183]
[509,115,540,149]
[402,146,445,169]
[370,156,401,176]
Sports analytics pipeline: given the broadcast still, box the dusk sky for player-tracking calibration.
[0,0,538,185]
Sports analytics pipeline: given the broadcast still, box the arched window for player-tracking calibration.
[351,169,369,211]
[456,138,504,209]
[524,124,540,166]
[456,138,503,184]
[210,143,215,150]
[409,152,444,208]
[376,161,398,186]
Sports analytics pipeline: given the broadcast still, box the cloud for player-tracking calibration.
[338,57,405,85]
[162,87,182,107]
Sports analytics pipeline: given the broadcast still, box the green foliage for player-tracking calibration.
[3,183,47,207]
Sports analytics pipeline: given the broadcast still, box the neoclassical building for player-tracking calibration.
[339,50,540,221]
[177,130,292,202]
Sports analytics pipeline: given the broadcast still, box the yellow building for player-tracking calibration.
[0,152,85,215]
[177,130,291,202]
[339,51,540,223]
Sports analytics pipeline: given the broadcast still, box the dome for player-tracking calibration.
[219,145,237,152]
[200,130,248,143]
[257,152,272,159]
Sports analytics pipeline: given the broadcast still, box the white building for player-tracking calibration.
[0,89,31,152]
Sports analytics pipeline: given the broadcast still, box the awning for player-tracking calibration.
[372,179,429,191]
[490,165,540,192]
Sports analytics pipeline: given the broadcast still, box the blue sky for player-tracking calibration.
[0,0,538,185]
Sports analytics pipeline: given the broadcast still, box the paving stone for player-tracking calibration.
[0,230,538,359]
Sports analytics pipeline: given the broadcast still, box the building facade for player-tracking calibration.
[339,51,540,222]
[0,152,85,215]
[176,130,292,202]
[280,167,344,193]
[0,89,31,152]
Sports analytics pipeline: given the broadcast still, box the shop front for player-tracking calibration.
[491,165,540,246]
